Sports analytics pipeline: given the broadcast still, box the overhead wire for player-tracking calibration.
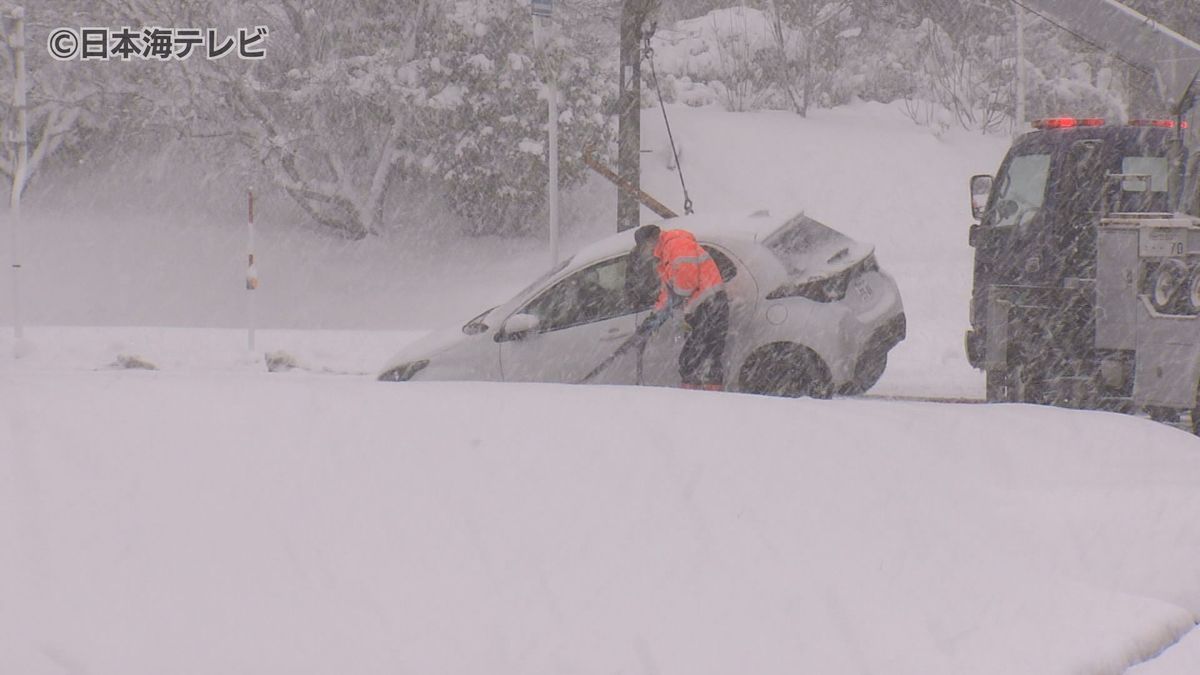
[1006,0,1155,77]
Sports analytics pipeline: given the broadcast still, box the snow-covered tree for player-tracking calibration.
[0,3,111,200]
[209,0,442,239]
[10,0,1190,232]
[1123,0,1200,43]
[894,15,1012,134]
[401,0,615,236]
[764,0,858,117]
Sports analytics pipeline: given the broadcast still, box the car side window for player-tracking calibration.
[626,252,658,312]
[522,256,635,332]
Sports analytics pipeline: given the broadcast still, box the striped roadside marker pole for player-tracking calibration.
[246,188,258,352]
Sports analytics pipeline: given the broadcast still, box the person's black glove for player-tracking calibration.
[636,310,669,337]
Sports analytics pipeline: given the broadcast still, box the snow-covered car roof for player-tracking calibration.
[565,210,874,287]
[566,210,809,271]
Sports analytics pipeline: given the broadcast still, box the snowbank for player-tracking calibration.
[1129,628,1200,674]
[2,351,1199,675]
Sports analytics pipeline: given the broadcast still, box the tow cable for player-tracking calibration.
[643,23,694,215]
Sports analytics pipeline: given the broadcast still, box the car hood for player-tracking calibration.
[379,326,470,373]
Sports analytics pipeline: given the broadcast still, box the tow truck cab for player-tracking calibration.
[965,117,1198,405]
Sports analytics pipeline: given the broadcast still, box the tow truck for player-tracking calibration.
[966,0,1200,432]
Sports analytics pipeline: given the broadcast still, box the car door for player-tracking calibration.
[637,244,758,387]
[499,255,641,384]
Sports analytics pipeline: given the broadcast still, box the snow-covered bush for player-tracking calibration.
[647,7,777,112]
[891,4,1127,134]
[1019,19,1125,123]
[893,18,1011,134]
[706,8,773,112]
[402,1,615,237]
[646,2,1135,134]
[647,4,875,116]
[762,1,860,116]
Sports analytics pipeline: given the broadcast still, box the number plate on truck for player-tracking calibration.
[1138,228,1188,257]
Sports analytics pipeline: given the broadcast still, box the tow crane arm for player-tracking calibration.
[582,150,679,220]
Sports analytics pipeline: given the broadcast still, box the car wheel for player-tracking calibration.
[1147,406,1181,424]
[986,361,1044,404]
[1010,361,1046,403]
[843,351,887,395]
[1150,259,1189,314]
[739,343,832,399]
[1186,266,1200,315]
[985,368,1013,402]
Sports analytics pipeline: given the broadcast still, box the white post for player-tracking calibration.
[1015,4,1027,136]
[548,41,560,267]
[8,7,26,342]
[246,188,257,352]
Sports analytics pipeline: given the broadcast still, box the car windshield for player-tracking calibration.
[989,152,1051,227]
[512,256,572,302]
[461,306,497,335]
[460,257,573,335]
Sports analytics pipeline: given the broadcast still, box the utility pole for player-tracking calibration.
[617,0,658,232]
[533,0,559,264]
[1015,4,1026,135]
[5,7,26,342]
[246,188,257,352]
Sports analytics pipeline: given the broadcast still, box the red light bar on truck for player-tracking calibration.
[1032,118,1106,129]
[1128,119,1189,129]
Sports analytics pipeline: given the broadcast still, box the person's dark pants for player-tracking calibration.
[680,291,729,387]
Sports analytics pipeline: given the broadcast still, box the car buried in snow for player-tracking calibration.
[379,212,907,397]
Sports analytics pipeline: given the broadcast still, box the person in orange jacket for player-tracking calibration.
[633,224,730,391]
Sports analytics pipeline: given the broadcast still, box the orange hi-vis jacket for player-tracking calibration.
[653,229,726,313]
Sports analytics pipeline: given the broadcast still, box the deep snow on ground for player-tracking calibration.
[3,342,1200,675]
[1129,628,1200,674]
[4,100,1200,673]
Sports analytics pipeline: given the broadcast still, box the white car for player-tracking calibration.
[379,212,906,397]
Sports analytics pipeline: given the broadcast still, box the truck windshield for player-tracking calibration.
[990,153,1051,227]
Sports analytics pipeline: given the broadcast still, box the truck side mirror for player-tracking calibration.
[970,174,993,221]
